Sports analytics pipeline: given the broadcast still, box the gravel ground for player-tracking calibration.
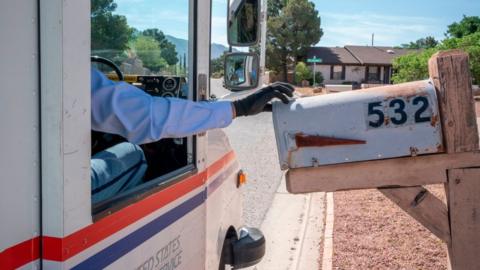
[294,87,327,97]
[211,79,284,228]
[332,185,448,270]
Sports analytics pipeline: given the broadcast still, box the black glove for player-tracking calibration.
[232,82,294,117]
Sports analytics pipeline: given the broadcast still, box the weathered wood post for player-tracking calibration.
[273,49,480,269]
[429,50,480,270]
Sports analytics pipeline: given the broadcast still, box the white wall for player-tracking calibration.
[41,0,91,237]
[311,65,396,84]
[346,66,365,83]
[312,64,330,83]
[0,0,41,257]
[311,65,366,84]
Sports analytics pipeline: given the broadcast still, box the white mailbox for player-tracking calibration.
[272,80,443,170]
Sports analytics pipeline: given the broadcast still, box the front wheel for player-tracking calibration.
[218,236,234,270]
[218,227,266,269]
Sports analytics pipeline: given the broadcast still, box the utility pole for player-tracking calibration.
[371,33,375,46]
[259,0,267,85]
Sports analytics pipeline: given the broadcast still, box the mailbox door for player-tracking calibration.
[273,81,443,170]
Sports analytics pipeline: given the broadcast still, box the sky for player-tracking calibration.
[115,0,480,47]
[115,0,190,39]
[312,0,480,47]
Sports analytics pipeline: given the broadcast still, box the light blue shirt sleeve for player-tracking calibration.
[91,68,233,145]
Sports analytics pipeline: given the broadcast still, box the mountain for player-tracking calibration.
[165,35,233,61]
[165,35,189,61]
[211,43,232,59]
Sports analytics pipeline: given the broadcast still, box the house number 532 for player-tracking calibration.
[367,96,432,128]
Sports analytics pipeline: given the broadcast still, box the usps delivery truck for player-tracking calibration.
[0,0,266,269]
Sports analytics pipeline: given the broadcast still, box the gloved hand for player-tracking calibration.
[232,82,294,117]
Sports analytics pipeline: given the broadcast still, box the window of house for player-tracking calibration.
[90,0,194,218]
[367,66,380,81]
[331,65,344,80]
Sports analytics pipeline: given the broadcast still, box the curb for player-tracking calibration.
[246,175,326,270]
[322,193,334,270]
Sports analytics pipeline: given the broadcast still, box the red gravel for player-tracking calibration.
[332,186,447,270]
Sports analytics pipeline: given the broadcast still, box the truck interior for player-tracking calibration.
[90,0,194,216]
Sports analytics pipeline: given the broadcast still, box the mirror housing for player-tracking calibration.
[227,0,260,47]
[224,53,260,91]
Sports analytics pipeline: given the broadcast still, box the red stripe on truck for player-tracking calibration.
[0,151,236,267]
[43,151,235,261]
[0,237,39,270]
[43,170,206,261]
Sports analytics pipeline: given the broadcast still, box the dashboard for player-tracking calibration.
[107,74,188,98]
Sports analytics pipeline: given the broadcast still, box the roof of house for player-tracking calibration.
[345,45,413,65]
[306,45,417,66]
[306,47,360,65]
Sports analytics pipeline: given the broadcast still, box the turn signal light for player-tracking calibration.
[237,170,247,187]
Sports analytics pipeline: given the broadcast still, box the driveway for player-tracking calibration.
[210,78,284,227]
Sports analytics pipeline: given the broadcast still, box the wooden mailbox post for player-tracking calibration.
[285,50,480,269]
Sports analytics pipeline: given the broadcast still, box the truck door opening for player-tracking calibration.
[90,0,194,217]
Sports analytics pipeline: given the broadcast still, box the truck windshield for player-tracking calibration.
[91,0,188,77]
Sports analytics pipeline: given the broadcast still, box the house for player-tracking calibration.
[304,45,415,85]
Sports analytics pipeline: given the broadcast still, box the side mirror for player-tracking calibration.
[224,53,260,91]
[227,0,260,46]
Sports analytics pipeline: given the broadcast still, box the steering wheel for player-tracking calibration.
[91,56,126,154]
[91,56,124,81]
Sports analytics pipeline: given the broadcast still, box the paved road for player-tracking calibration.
[211,78,284,227]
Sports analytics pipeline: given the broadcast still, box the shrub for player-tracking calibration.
[295,62,312,85]
[308,71,324,85]
[392,32,480,84]
[440,32,480,84]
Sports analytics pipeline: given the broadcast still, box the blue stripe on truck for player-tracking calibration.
[71,161,236,269]
[72,190,206,270]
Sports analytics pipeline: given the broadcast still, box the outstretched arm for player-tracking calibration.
[91,68,294,145]
[91,68,233,144]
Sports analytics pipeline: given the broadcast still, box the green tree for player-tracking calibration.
[401,36,438,49]
[393,16,480,85]
[294,62,312,84]
[267,0,287,17]
[142,28,178,65]
[392,32,480,84]
[91,0,133,61]
[391,48,437,83]
[440,32,480,84]
[211,53,227,78]
[267,0,323,81]
[446,15,480,38]
[132,36,167,73]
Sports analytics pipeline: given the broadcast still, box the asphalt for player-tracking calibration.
[225,113,285,227]
[211,78,284,227]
